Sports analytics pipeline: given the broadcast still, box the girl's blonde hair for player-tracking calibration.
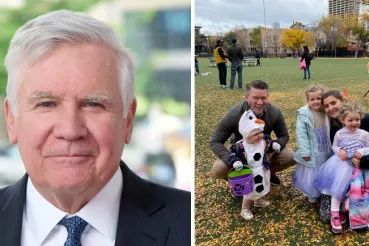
[305,84,324,101]
[339,102,363,121]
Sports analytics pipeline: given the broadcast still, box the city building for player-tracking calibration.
[328,0,361,21]
[272,21,281,29]
[261,29,285,57]
[194,26,207,54]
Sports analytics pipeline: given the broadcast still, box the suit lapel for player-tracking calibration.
[0,174,28,246]
[115,162,169,246]
[0,163,169,245]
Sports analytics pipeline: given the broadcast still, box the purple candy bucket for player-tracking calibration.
[228,168,253,197]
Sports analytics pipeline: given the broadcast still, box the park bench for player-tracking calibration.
[242,57,257,67]
[209,57,231,67]
[209,57,217,67]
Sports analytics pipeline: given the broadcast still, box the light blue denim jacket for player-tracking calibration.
[293,105,331,167]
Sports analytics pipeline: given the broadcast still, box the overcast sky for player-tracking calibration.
[195,0,328,34]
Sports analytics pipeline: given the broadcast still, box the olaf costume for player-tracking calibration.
[238,110,271,200]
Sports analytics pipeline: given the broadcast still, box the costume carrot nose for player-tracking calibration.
[255,119,265,124]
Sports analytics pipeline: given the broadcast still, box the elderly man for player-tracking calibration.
[210,80,295,185]
[0,10,190,246]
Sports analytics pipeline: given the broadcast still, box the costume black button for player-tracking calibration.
[256,184,264,193]
[254,175,263,184]
[253,153,261,161]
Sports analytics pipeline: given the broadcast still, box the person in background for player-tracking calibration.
[214,40,228,89]
[255,50,261,66]
[195,55,200,76]
[301,46,312,79]
[227,37,243,89]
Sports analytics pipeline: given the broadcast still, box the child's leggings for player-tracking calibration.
[331,196,341,212]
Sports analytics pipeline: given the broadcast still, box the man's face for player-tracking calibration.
[245,88,269,116]
[5,44,136,193]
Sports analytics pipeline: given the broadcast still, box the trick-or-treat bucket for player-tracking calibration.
[228,167,253,197]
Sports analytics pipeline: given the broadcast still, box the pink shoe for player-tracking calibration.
[331,216,343,233]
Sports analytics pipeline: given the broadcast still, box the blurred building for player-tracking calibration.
[90,0,190,103]
[195,26,208,55]
[90,0,191,190]
[328,0,360,21]
[0,0,22,8]
[272,21,280,29]
[261,29,285,57]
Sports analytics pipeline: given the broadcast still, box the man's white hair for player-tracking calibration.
[4,10,135,118]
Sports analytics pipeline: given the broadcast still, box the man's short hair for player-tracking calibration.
[5,10,135,118]
[245,80,269,94]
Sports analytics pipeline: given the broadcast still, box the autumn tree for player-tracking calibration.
[0,0,113,95]
[222,31,237,46]
[318,15,349,50]
[290,21,305,30]
[203,31,218,54]
[195,33,200,46]
[251,26,263,48]
[281,29,314,52]
[346,11,369,57]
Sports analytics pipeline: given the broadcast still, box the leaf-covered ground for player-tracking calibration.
[195,58,369,245]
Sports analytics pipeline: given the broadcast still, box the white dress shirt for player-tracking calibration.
[21,168,123,246]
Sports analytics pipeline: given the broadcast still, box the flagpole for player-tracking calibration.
[263,0,266,28]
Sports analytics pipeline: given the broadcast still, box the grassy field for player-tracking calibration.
[195,58,369,245]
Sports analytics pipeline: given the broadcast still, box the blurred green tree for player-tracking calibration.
[0,0,113,96]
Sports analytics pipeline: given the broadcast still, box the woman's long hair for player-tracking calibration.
[303,46,309,54]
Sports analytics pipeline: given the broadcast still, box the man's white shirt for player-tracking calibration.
[21,168,123,246]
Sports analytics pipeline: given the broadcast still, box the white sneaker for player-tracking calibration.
[308,197,318,204]
[254,199,270,207]
[220,85,224,88]
[240,208,254,220]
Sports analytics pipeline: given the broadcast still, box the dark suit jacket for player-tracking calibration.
[0,161,191,246]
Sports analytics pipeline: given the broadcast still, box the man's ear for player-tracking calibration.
[244,93,249,100]
[124,99,137,144]
[4,98,17,144]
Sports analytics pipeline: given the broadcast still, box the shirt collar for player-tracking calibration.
[25,167,123,244]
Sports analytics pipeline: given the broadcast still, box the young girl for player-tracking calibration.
[314,103,369,233]
[228,110,280,220]
[293,84,331,203]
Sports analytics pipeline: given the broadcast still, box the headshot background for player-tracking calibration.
[0,0,191,191]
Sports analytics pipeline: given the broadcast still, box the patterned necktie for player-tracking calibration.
[58,216,88,246]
